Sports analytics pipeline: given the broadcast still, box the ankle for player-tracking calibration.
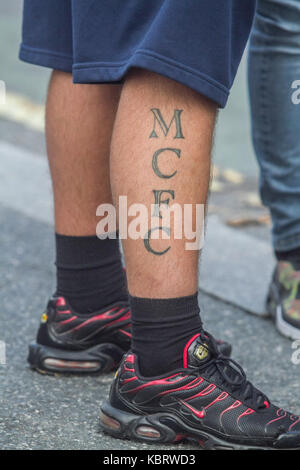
[130,293,202,376]
[55,233,128,313]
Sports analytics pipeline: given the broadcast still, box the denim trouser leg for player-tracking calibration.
[248,0,300,252]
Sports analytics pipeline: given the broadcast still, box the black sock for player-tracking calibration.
[275,247,300,269]
[55,233,128,314]
[130,293,202,377]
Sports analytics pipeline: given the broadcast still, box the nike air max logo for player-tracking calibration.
[180,400,205,419]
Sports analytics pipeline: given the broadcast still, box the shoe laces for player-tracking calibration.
[195,330,269,410]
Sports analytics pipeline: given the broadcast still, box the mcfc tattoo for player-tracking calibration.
[144,108,184,255]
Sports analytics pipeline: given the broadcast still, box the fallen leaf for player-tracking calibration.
[222,168,245,185]
[226,214,271,227]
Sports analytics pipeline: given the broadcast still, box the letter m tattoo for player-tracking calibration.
[149,108,184,139]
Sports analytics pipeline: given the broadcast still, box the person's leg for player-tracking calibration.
[28,73,132,374]
[111,70,215,298]
[248,0,300,339]
[100,70,300,449]
[46,71,127,313]
[46,71,118,237]
[249,0,300,254]
[110,70,216,376]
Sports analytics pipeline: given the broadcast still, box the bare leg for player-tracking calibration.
[111,70,216,298]
[46,70,121,236]
[27,72,130,375]
[45,71,127,314]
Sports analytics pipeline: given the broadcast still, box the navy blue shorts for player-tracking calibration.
[19,0,256,107]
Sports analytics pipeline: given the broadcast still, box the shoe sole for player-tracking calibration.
[28,342,125,375]
[267,283,300,340]
[275,305,300,340]
[99,402,300,450]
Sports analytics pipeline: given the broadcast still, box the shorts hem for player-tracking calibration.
[73,49,229,107]
[19,44,73,73]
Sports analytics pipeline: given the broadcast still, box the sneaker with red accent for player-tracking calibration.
[27,296,132,374]
[99,332,300,450]
[28,297,231,375]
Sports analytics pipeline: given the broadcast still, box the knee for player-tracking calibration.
[51,69,73,81]
[124,67,216,110]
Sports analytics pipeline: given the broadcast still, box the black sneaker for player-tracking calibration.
[28,297,231,375]
[100,332,300,450]
[28,296,132,374]
[267,261,300,340]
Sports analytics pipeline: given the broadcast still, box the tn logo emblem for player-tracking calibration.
[195,344,209,361]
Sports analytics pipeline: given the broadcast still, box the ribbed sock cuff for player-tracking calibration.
[55,232,120,269]
[130,292,199,322]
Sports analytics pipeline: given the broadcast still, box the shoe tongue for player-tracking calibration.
[184,335,244,388]
[184,334,212,368]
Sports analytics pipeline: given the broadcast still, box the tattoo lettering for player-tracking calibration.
[144,108,184,255]
[149,108,184,139]
[152,148,181,179]
[144,226,171,256]
[152,190,175,218]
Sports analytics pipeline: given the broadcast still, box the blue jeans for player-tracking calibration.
[248,0,300,252]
